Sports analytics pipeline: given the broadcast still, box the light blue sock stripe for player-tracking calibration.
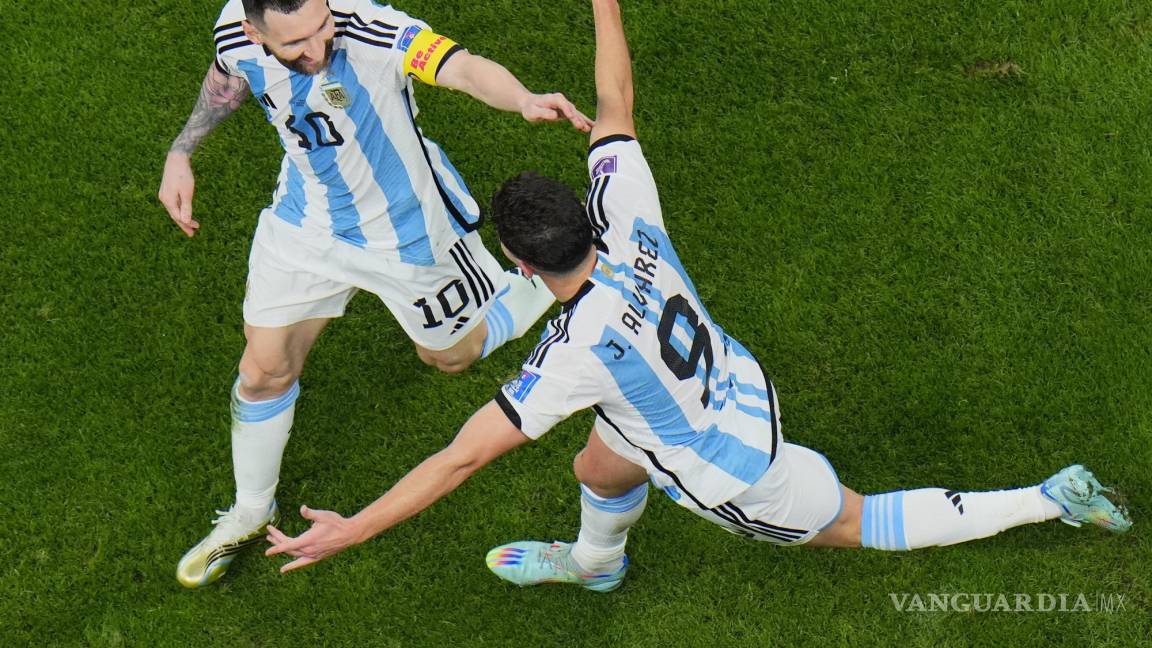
[862,495,877,548]
[495,302,514,338]
[872,495,883,548]
[885,493,895,550]
[482,302,514,357]
[232,380,300,423]
[862,492,910,551]
[870,493,880,544]
[892,491,907,550]
[580,483,648,513]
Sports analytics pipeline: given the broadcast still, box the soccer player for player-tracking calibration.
[159,0,595,588]
[264,0,1132,585]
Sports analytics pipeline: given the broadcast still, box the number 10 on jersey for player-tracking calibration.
[286,112,344,150]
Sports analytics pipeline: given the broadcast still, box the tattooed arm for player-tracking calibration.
[159,64,251,237]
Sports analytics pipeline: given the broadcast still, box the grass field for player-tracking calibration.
[2,0,1150,645]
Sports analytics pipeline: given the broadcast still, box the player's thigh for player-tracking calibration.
[689,443,844,545]
[575,424,649,497]
[346,232,506,355]
[244,210,359,330]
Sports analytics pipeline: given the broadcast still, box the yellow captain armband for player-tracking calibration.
[399,27,461,86]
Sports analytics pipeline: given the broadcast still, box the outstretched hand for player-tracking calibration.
[158,152,199,237]
[521,92,594,132]
[265,505,361,573]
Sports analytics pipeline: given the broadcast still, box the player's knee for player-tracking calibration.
[804,487,863,549]
[573,449,604,485]
[574,450,635,498]
[421,346,479,374]
[573,449,592,484]
[838,491,864,547]
[237,351,299,400]
[434,357,474,374]
[826,490,864,548]
[415,346,439,369]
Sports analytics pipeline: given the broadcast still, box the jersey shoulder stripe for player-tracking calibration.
[334,12,400,48]
[585,175,611,251]
[525,280,597,368]
[217,34,258,57]
[338,27,396,49]
[330,9,400,32]
[214,29,248,49]
[213,20,242,35]
[527,310,572,368]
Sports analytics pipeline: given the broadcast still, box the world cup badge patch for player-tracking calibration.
[397,25,421,52]
[321,80,350,110]
[503,370,542,403]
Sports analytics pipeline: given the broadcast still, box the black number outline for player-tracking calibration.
[414,280,471,329]
[656,294,715,407]
[285,111,344,150]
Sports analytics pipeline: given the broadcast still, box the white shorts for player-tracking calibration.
[244,211,506,350]
[677,442,843,545]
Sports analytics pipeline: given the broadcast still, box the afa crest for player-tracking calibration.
[321,79,351,110]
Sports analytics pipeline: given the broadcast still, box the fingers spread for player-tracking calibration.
[281,556,318,573]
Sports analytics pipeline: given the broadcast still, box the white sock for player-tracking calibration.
[481,271,555,358]
[862,485,1065,550]
[570,483,648,573]
[230,379,298,514]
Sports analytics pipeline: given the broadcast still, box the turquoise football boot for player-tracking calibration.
[486,541,628,593]
[1040,465,1132,533]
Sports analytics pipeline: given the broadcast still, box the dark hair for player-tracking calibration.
[490,172,593,275]
[242,0,310,25]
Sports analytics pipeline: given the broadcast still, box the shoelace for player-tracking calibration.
[206,508,259,543]
[538,544,583,577]
[538,544,612,580]
[1067,478,1130,527]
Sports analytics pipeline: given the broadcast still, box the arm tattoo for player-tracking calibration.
[170,65,251,155]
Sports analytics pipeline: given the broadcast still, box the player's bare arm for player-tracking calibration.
[158,64,251,237]
[170,64,251,155]
[436,50,593,132]
[589,0,636,144]
[264,400,530,572]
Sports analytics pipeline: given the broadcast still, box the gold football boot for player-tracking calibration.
[176,502,279,588]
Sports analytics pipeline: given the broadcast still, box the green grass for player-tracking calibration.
[2,0,1150,645]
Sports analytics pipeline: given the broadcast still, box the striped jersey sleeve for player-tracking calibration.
[585,136,664,254]
[212,2,255,77]
[494,307,605,439]
[344,1,463,87]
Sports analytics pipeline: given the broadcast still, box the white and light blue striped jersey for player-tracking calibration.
[213,0,480,266]
[496,136,782,509]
